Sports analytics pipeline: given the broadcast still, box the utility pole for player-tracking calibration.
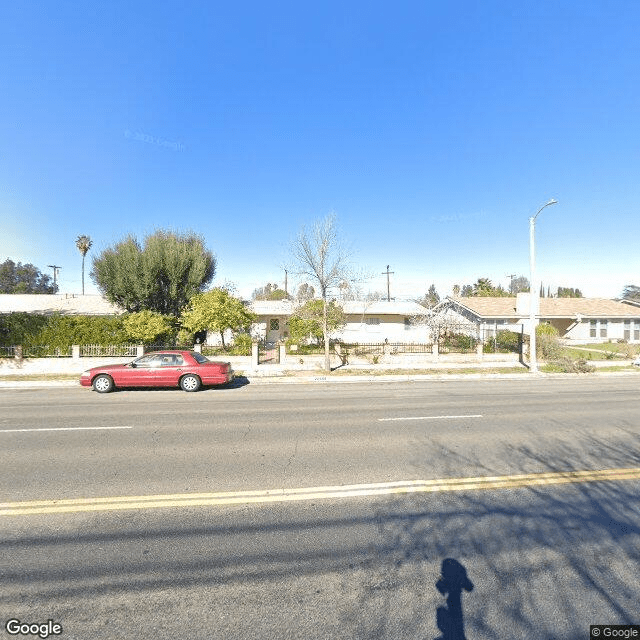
[284,269,288,296]
[382,265,394,302]
[47,265,61,290]
[506,273,516,294]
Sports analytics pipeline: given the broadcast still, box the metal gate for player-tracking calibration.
[258,340,280,364]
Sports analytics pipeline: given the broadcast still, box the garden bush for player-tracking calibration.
[28,314,128,348]
[0,313,49,347]
[484,330,521,353]
[441,332,478,352]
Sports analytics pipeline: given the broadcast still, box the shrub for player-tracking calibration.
[441,332,478,352]
[122,311,175,344]
[535,323,563,360]
[485,330,521,353]
[28,314,128,348]
[543,357,596,373]
[0,313,49,346]
[230,333,252,356]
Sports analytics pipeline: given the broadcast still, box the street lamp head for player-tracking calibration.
[532,198,558,222]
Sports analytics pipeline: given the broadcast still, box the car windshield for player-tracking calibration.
[191,352,210,364]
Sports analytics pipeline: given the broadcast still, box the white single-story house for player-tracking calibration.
[0,294,123,316]
[217,299,431,345]
[435,293,640,344]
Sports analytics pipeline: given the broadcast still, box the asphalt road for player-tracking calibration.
[1,377,639,639]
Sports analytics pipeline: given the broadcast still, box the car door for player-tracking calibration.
[154,354,185,387]
[120,354,163,387]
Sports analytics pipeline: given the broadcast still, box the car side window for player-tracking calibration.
[159,355,184,366]
[135,354,163,367]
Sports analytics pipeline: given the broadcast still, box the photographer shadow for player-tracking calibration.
[434,558,474,640]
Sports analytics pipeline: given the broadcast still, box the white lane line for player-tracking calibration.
[0,426,133,433]
[378,414,483,422]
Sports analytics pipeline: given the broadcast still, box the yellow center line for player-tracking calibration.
[2,467,640,516]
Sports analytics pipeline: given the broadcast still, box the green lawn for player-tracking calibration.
[560,343,639,360]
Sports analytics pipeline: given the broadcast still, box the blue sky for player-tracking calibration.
[2,1,639,300]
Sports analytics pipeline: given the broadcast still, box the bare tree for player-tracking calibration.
[75,235,93,295]
[290,214,358,371]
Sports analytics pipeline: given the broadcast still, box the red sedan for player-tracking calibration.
[80,350,234,393]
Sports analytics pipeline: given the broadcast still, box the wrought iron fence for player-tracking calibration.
[340,343,434,356]
[22,345,73,358]
[80,344,138,357]
[143,343,194,353]
[0,346,16,358]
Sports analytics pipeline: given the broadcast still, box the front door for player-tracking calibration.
[267,318,281,343]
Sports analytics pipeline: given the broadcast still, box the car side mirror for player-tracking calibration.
[130,362,137,368]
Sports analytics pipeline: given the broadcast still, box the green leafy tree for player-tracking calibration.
[557,287,583,298]
[180,288,257,348]
[418,284,440,308]
[252,283,289,300]
[122,310,175,344]
[477,278,508,297]
[288,300,346,344]
[460,284,473,297]
[0,259,58,293]
[75,235,93,295]
[91,230,215,316]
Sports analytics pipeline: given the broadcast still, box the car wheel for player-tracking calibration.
[180,374,201,392]
[93,374,115,393]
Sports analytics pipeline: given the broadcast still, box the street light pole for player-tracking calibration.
[529,199,558,373]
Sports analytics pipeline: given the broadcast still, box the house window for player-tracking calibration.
[624,321,631,341]
[600,320,607,338]
[270,319,279,331]
[635,321,640,341]
[404,317,411,330]
[366,318,380,325]
[590,320,597,338]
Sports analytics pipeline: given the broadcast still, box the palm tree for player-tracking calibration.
[75,235,93,294]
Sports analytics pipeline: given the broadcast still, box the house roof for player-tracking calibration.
[248,299,428,317]
[248,300,296,315]
[448,296,640,319]
[340,300,428,316]
[618,297,640,308]
[0,294,123,315]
